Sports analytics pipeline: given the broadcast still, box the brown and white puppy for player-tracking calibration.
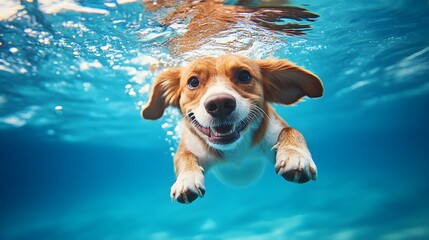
[142,54,323,204]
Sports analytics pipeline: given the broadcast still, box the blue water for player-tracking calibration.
[1,0,429,239]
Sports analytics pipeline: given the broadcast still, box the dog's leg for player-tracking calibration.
[170,147,205,204]
[273,127,317,183]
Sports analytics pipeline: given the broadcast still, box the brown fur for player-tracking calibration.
[258,59,323,104]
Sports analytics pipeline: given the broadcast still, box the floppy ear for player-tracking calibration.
[141,67,182,120]
[257,59,323,105]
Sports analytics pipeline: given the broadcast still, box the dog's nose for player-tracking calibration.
[204,94,236,118]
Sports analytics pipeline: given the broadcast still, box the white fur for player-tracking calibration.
[264,115,287,149]
[193,83,250,122]
[182,125,211,165]
[170,169,205,202]
[200,77,251,121]
[275,146,317,182]
[184,111,287,186]
[192,83,250,152]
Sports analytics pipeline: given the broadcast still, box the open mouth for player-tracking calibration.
[188,113,248,145]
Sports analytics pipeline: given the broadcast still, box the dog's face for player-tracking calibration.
[142,55,323,150]
[178,55,265,149]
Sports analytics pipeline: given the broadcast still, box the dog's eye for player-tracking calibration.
[187,76,200,89]
[237,70,252,84]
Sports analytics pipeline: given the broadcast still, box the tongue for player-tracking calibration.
[213,125,233,134]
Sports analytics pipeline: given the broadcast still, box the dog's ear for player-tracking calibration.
[257,59,323,105]
[141,67,182,120]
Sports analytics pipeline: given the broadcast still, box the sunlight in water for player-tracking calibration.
[0,0,428,240]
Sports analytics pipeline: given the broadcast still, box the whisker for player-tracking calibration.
[250,104,269,119]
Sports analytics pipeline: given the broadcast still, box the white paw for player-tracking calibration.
[275,146,317,183]
[170,170,205,204]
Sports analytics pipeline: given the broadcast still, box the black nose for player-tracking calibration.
[204,94,236,118]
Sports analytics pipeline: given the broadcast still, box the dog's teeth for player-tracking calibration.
[210,125,236,137]
[210,128,220,137]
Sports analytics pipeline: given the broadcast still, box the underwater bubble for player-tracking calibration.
[9,47,18,53]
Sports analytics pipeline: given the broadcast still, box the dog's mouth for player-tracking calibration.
[188,113,248,145]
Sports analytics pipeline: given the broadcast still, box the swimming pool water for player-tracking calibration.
[1,0,429,239]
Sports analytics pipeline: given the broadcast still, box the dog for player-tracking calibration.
[142,54,323,203]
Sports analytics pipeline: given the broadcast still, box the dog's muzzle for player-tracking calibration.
[189,94,249,145]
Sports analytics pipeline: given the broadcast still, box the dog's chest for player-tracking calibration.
[183,114,285,186]
[211,146,273,186]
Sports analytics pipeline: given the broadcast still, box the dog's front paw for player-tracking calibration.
[170,170,205,204]
[275,147,317,183]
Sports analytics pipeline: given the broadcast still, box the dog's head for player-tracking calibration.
[142,55,323,150]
